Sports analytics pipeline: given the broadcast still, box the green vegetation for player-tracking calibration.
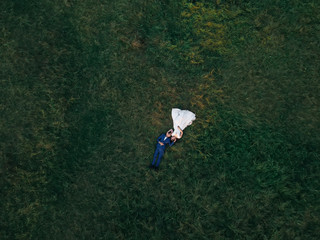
[1,0,319,239]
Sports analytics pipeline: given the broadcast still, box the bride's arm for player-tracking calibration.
[178,126,183,138]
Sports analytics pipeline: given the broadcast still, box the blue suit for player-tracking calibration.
[152,133,175,167]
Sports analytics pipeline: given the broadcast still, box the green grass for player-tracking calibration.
[1,0,319,239]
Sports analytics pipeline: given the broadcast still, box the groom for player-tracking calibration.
[150,129,176,170]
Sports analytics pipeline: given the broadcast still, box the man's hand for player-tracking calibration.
[159,142,164,146]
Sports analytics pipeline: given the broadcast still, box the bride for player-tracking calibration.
[171,108,196,140]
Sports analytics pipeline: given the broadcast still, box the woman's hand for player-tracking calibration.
[178,126,183,136]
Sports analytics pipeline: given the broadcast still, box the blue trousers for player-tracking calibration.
[152,146,165,167]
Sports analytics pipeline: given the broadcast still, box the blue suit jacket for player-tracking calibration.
[157,133,175,149]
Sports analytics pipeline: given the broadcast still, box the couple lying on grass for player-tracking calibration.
[149,108,196,171]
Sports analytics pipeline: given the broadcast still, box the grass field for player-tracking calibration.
[1,0,320,239]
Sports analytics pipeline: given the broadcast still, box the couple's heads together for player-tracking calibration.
[166,129,177,141]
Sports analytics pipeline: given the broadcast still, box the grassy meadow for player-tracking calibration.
[1,0,320,239]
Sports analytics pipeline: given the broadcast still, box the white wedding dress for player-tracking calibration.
[171,108,196,139]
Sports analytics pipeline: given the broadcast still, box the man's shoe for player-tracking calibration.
[154,166,159,171]
[149,164,155,169]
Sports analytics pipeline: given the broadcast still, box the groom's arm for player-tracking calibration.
[157,134,163,142]
[157,134,165,145]
[169,138,176,147]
